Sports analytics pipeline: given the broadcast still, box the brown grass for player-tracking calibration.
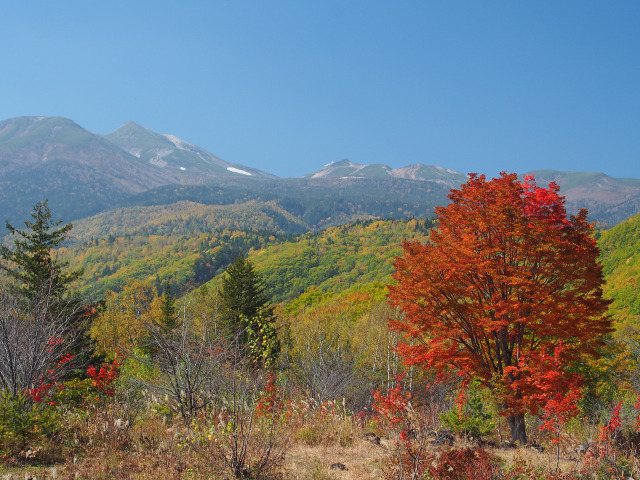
[0,404,636,480]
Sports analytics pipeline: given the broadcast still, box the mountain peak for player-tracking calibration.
[104,122,276,179]
[303,160,467,187]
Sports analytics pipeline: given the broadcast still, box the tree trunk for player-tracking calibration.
[506,413,527,445]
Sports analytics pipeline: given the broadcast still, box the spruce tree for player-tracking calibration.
[159,282,179,333]
[1,200,81,299]
[220,254,279,364]
[0,201,90,389]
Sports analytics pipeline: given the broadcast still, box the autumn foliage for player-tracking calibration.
[389,172,613,443]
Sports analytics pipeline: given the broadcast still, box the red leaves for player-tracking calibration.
[599,401,622,442]
[255,370,279,418]
[87,356,122,397]
[389,172,612,440]
[372,377,411,429]
[26,352,76,403]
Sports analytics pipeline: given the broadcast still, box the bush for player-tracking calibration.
[0,391,60,456]
[440,383,495,440]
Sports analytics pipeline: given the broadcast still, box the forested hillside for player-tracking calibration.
[63,201,302,298]
[598,212,640,326]
[237,218,433,303]
[63,214,433,301]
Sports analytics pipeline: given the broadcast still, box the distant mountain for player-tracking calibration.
[526,170,640,227]
[0,116,275,228]
[104,121,276,180]
[2,116,640,234]
[0,116,174,226]
[302,163,640,226]
[304,159,469,188]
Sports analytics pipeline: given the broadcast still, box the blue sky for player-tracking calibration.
[1,1,638,179]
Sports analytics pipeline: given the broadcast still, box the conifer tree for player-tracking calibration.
[158,282,179,333]
[0,201,88,395]
[1,200,80,299]
[220,254,279,364]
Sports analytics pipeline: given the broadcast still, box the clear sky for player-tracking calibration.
[1,1,638,179]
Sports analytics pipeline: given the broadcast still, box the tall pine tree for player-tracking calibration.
[1,200,81,299]
[220,254,279,365]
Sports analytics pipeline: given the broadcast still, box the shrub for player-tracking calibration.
[440,382,495,441]
[0,391,60,456]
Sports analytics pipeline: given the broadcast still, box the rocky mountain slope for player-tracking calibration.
[1,116,639,233]
[304,159,469,188]
[104,121,276,180]
[0,116,274,227]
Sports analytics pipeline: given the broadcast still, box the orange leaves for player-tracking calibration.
[389,172,613,442]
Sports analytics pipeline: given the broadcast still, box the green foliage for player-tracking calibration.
[32,213,433,304]
[62,202,298,298]
[1,200,80,299]
[440,382,495,440]
[158,282,178,332]
[0,391,59,454]
[220,255,279,363]
[598,212,640,327]
[248,218,433,303]
[51,378,97,409]
[246,314,280,368]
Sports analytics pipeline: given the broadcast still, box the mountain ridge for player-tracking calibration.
[303,159,469,188]
[1,115,639,231]
[0,116,276,227]
[104,121,276,179]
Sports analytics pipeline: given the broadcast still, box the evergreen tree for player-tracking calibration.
[159,282,179,333]
[0,201,92,387]
[220,254,279,364]
[0,200,81,299]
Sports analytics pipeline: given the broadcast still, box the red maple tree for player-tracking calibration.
[388,172,612,444]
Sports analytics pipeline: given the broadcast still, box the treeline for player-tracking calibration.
[123,176,451,230]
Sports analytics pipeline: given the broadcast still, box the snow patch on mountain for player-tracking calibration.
[227,167,252,176]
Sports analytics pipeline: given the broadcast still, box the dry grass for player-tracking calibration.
[283,436,386,480]
[0,436,627,480]
[0,404,636,480]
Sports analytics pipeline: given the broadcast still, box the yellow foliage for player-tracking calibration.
[89,280,157,356]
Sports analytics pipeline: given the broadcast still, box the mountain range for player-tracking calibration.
[1,116,639,232]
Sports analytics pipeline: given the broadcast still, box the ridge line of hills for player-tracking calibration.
[1,116,640,234]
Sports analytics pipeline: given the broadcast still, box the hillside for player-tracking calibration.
[63,201,303,298]
[197,218,433,303]
[0,116,275,229]
[598,211,640,326]
[61,215,433,301]
[528,170,640,227]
